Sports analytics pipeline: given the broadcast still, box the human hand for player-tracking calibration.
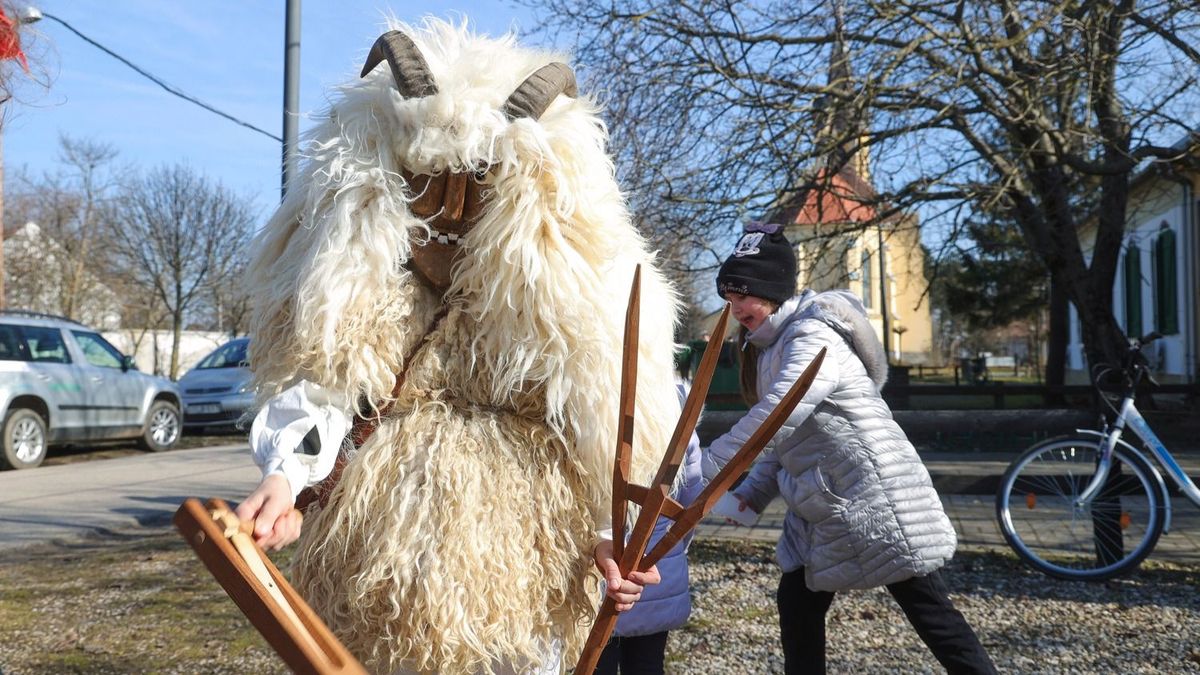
[234,473,303,551]
[713,492,759,526]
[593,539,661,612]
[729,494,754,524]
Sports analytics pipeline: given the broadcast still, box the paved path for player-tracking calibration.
[697,494,1200,565]
[0,444,259,551]
[1,444,1197,566]
[697,451,1200,565]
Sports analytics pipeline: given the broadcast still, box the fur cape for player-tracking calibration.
[244,17,681,674]
[805,289,889,390]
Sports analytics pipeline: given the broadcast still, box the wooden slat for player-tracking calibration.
[574,271,819,675]
[641,348,826,569]
[623,484,686,521]
[610,266,641,563]
[174,498,366,675]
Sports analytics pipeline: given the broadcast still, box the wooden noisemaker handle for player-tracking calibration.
[576,596,620,674]
[576,290,736,675]
[640,348,827,570]
[173,498,367,674]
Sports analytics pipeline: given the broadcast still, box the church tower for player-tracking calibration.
[764,1,934,364]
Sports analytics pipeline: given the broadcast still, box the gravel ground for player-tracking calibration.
[1,531,1197,674]
[672,539,1200,674]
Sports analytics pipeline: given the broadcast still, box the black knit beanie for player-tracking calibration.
[716,222,797,305]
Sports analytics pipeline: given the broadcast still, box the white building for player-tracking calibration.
[3,221,123,330]
[1067,138,1198,384]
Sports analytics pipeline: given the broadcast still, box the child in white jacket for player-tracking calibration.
[705,223,995,674]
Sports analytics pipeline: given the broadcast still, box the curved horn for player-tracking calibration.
[360,31,438,98]
[501,62,578,121]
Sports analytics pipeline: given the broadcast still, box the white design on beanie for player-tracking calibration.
[732,232,764,257]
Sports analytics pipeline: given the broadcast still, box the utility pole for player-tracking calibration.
[877,225,891,363]
[281,0,300,199]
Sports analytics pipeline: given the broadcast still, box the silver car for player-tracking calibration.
[0,311,183,469]
[178,337,255,432]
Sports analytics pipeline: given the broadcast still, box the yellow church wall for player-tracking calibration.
[786,220,934,364]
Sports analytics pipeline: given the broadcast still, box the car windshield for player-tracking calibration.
[196,339,249,369]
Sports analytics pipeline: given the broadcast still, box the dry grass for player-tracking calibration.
[0,530,286,674]
[1,532,1198,674]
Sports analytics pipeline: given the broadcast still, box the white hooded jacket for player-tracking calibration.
[704,290,956,592]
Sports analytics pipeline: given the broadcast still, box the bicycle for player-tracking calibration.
[995,332,1200,581]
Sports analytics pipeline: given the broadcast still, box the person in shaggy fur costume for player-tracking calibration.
[233,18,683,675]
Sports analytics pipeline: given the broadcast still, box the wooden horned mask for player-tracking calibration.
[360,31,579,292]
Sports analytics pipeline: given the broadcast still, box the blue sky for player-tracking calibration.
[4,1,540,218]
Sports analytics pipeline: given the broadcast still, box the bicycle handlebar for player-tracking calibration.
[1089,332,1164,398]
[1133,331,1163,350]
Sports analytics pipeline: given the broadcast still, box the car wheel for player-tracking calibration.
[139,400,181,452]
[1,408,49,470]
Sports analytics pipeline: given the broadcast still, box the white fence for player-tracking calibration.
[985,355,1017,369]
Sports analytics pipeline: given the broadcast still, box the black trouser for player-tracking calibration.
[777,568,996,675]
[595,631,670,675]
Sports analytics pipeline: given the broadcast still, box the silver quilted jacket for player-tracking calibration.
[703,290,956,592]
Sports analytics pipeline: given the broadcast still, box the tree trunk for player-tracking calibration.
[1077,289,1129,381]
[170,312,183,380]
[1045,271,1069,397]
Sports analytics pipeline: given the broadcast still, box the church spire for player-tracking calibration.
[821,0,870,183]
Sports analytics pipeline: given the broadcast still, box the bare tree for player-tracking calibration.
[0,0,53,309]
[527,0,1200,377]
[3,176,80,311]
[197,244,252,336]
[4,135,124,325]
[110,165,255,379]
[55,135,118,318]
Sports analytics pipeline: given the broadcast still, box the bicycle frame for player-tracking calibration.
[1079,396,1200,511]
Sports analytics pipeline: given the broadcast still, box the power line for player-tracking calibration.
[41,12,283,143]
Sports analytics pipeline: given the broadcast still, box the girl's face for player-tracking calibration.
[725,292,777,332]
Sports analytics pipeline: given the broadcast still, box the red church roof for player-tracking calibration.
[775,164,877,227]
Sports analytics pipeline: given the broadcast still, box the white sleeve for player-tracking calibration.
[249,381,353,502]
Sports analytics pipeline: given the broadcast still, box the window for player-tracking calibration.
[1153,226,1179,335]
[196,339,250,369]
[72,331,126,369]
[21,327,71,364]
[0,325,25,361]
[1122,244,1142,338]
[861,249,872,308]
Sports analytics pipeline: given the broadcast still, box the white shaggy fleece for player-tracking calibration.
[244,16,682,674]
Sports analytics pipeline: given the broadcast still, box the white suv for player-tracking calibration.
[0,311,183,469]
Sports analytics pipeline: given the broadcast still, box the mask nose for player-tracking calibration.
[403,169,489,235]
[402,168,492,293]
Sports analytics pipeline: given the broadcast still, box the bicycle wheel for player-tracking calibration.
[996,436,1166,581]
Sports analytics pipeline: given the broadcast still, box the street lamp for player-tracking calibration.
[892,324,908,364]
[17,6,40,23]
[0,4,43,310]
